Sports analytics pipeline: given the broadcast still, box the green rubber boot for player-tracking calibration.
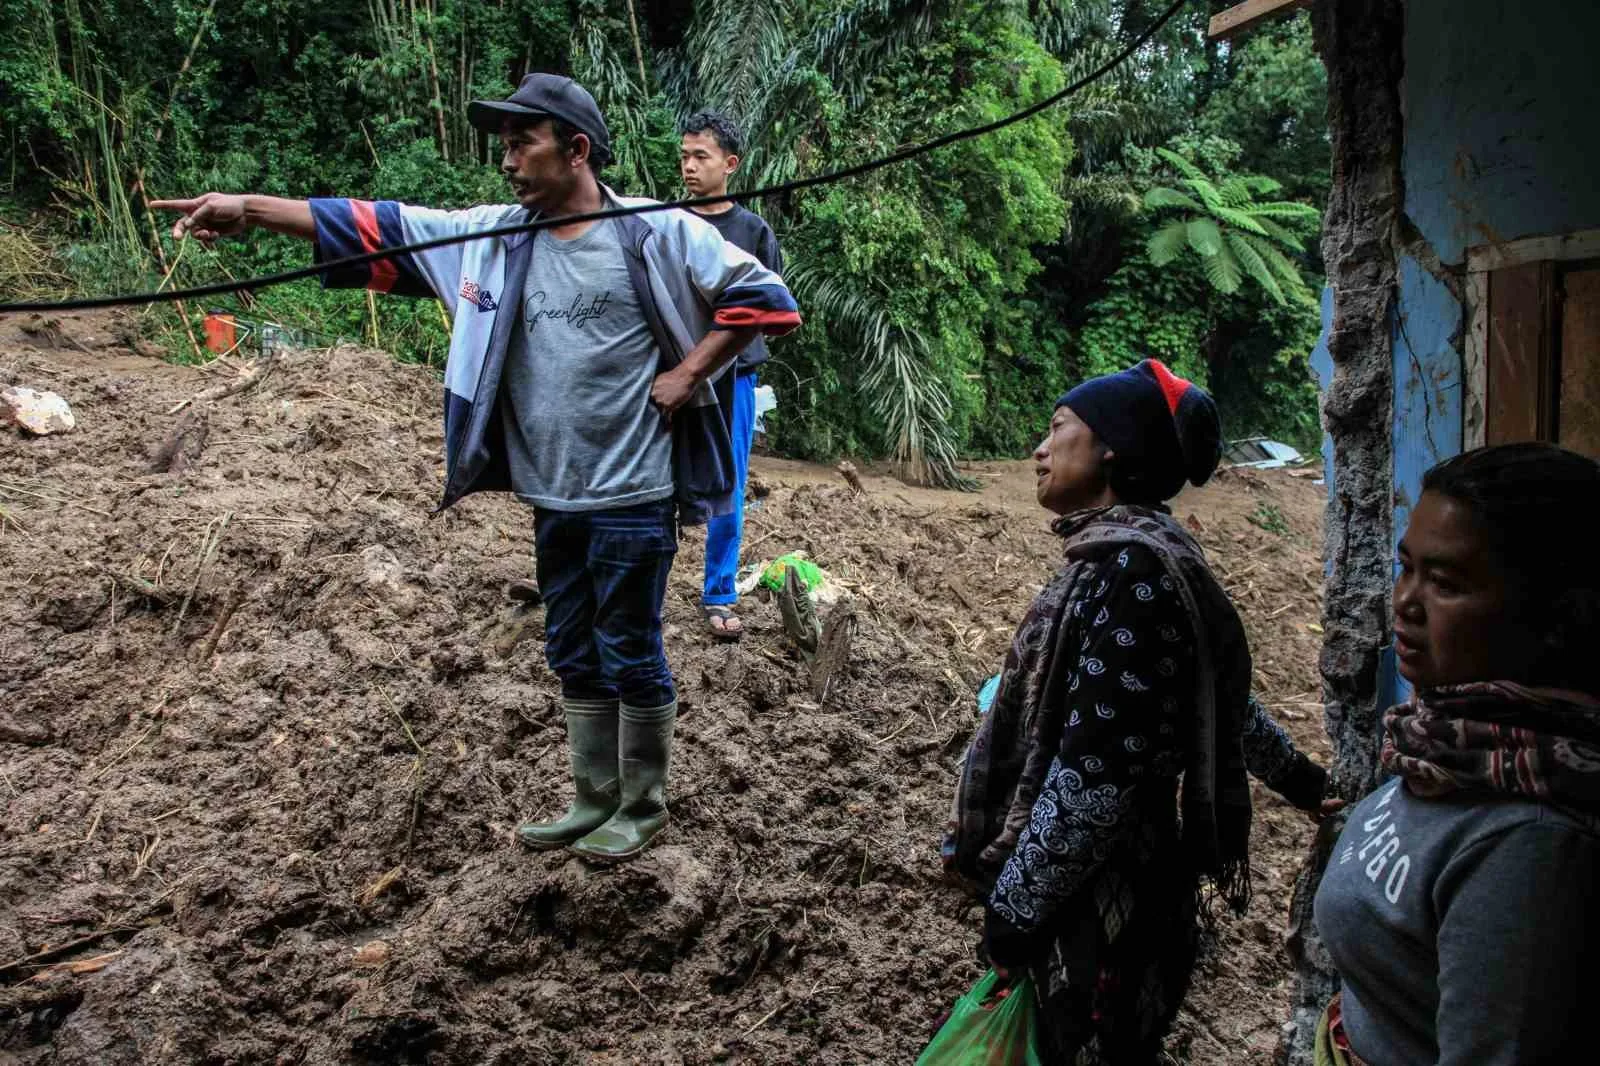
[570,700,676,862]
[517,698,619,850]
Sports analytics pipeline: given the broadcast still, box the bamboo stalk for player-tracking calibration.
[421,0,450,161]
[623,0,650,94]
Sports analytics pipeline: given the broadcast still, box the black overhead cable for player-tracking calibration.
[0,0,1188,315]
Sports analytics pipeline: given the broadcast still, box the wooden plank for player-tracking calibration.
[1467,228,1600,274]
[1208,0,1314,41]
[1485,262,1553,445]
[1559,269,1600,460]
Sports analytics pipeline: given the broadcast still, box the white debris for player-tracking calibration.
[1,386,76,435]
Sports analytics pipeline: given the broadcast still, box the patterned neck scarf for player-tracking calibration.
[1382,681,1600,820]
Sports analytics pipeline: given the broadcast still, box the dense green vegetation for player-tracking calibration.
[0,0,1330,483]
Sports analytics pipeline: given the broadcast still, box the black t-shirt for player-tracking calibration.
[692,204,783,372]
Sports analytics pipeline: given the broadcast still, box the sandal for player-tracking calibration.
[704,605,744,642]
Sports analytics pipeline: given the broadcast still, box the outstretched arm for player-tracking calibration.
[148,194,316,243]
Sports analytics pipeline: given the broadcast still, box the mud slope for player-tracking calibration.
[1,313,1330,1065]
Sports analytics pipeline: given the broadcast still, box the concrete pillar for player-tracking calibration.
[1279,1,1404,1062]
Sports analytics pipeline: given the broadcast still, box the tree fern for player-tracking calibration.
[1198,238,1243,293]
[1246,232,1317,305]
[1146,218,1188,265]
[1211,204,1269,235]
[1185,217,1222,257]
[1224,230,1283,304]
[1142,149,1320,305]
[1143,186,1203,212]
[1252,215,1305,250]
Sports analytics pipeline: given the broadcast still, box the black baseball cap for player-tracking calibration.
[467,73,612,165]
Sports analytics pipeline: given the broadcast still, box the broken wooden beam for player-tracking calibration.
[1208,0,1313,41]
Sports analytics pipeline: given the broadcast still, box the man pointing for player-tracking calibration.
[155,73,800,862]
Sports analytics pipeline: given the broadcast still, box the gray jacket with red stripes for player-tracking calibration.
[309,187,801,522]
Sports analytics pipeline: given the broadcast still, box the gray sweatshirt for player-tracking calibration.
[1314,777,1599,1065]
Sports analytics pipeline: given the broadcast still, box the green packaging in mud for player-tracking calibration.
[758,553,824,595]
[915,970,1043,1066]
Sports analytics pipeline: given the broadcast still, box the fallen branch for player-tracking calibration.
[622,972,656,1014]
[96,567,176,607]
[379,687,427,853]
[171,511,232,637]
[0,480,112,518]
[0,898,174,981]
[195,584,244,662]
[872,714,917,746]
[355,865,405,907]
[167,351,278,415]
[741,999,788,1037]
[0,934,135,980]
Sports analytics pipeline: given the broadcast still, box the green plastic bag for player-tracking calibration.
[758,553,824,595]
[915,971,1043,1066]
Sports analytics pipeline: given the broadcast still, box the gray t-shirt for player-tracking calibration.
[500,220,673,511]
[1314,776,1599,1066]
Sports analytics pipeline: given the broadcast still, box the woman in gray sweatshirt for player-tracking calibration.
[1313,443,1600,1066]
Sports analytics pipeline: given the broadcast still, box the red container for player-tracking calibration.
[202,312,236,354]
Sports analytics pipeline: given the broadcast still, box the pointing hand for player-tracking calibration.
[148,193,249,244]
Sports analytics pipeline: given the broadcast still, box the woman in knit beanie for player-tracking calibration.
[942,360,1331,1063]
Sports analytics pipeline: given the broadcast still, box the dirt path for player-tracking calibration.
[1,314,1329,1065]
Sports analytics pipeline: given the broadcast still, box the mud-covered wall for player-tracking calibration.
[1287,1,1600,1061]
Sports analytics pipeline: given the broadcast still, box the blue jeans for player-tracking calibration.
[534,501,676,708]
[703,372,756,606]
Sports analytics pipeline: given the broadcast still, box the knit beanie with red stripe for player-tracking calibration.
[1057,359,1222,505]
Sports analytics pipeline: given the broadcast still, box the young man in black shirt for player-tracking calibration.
[680,111,784,641]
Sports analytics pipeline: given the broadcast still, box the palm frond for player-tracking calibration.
[571,17,658,198]
[808,0,944,111]
[786,262,970,488]
[1064,173,1140,215]
[680,0,792,123]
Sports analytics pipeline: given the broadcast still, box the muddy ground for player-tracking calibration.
[0,313,1331,1065]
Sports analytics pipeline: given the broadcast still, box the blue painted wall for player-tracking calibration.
[1404,0,1600,265]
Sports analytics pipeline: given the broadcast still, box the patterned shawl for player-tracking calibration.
[1381,681,1600,820]
[948,505,1254,912]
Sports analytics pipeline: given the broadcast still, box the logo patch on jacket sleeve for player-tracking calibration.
[459,279,499,311]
